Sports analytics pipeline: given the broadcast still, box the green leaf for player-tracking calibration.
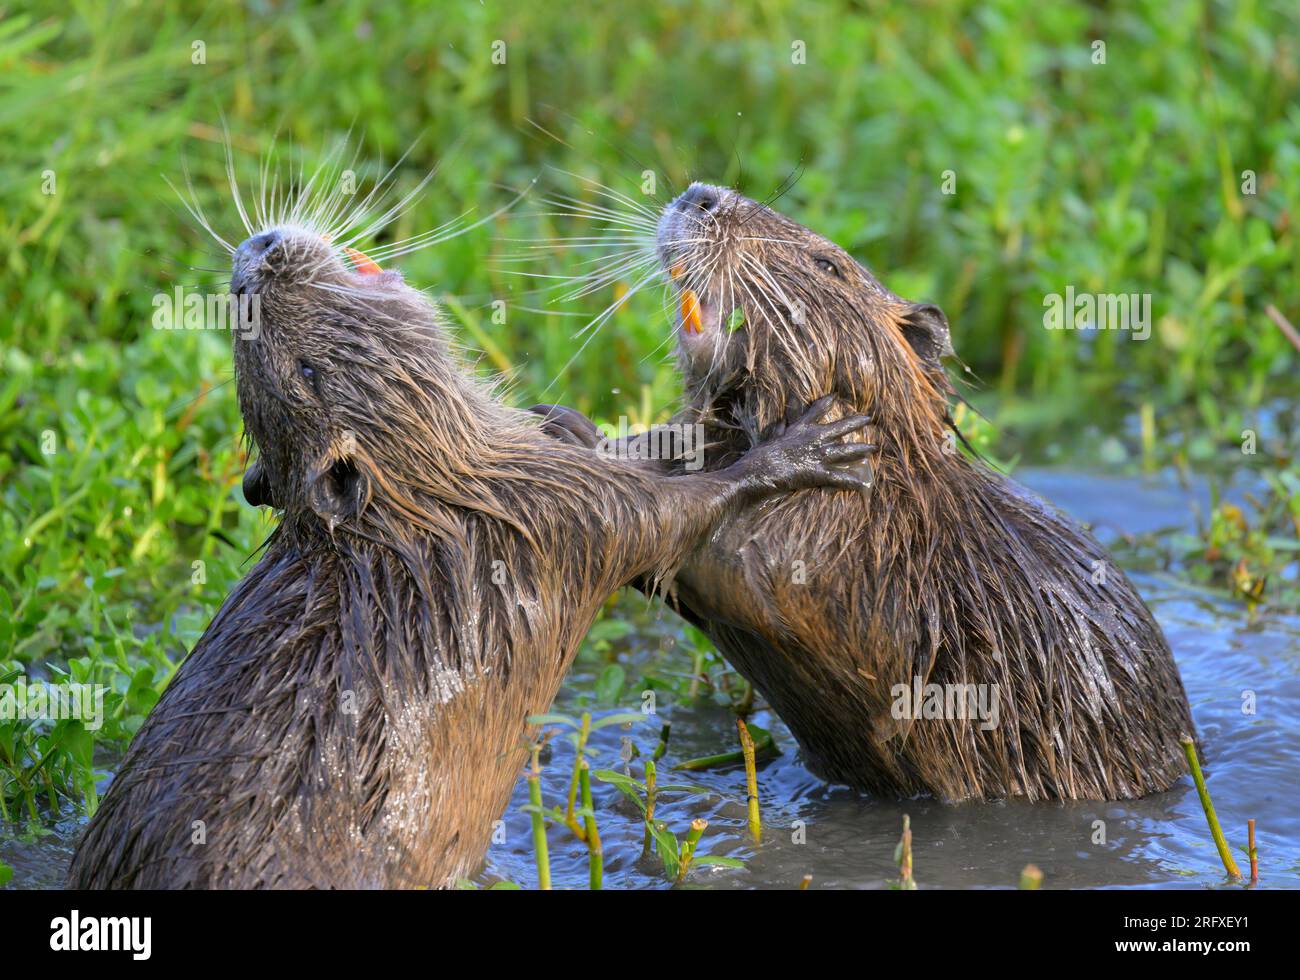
[593,664,626,703]
[526,713,577,728]
[646,820,680,878]
[589,711,646,730]
[690,855,745,869]
[1262,537,1300,552]
[592,769,648,813]
[673,750,744,771]
[726,308,746,333]
[125,664,159,717]
[591,769,646,792]
[61,722,94,771]
[653,782,714,796]
[586,618,634,643]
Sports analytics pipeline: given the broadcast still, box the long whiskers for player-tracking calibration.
[173,128,532,287]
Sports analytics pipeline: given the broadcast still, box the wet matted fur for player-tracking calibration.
[67,192,871,888]
[537,182,1196,802]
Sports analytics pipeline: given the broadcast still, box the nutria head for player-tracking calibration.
[230,224,517,538]
[655,182,955,461]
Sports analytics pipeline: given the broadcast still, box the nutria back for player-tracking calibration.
[577,182,1196,801]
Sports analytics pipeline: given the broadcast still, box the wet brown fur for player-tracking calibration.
[66,220,867,888]
[574,184,1196,801]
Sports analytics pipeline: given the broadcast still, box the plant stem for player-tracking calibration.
[1180,735,1241,879]
[1247,819,1258,884]
[1266,304,1300,353]
[43,771,58,816]
[651,722,671,761]
[527,746,551,891]
[897,814,916,890]
[642,758,658,858]
[564,712,592,841]
[82,778,98,819]
[676,818,707,883]
[525,773,550,890]
[735,678,754,716]
[689,648,704,700]
[738,718,761,843]
[579,760,602,890]
[1019,864,1043,890]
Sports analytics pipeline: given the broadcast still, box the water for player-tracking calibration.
[480,469,1300,890]
[4,471,1297,889]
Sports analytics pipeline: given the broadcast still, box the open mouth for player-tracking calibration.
[668,262,743,343]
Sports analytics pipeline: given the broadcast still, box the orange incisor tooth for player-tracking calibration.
[670,262,686,280]
[681,289,702,334]
[344,246,382,275]
[321,233,382,275]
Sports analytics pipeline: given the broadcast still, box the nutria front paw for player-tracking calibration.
[528,403,603,449]
[733,395,876,497]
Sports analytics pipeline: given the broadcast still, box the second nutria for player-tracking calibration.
[66,213,872,888]
[535,182,1196,802]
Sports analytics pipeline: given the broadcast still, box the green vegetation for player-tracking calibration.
[516,709,747,888]
[1,0,1297,865]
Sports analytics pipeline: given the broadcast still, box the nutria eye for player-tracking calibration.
[299,360,321,394]
[814,257,841,278]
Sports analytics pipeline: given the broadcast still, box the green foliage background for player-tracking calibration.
[0,0,1297,824]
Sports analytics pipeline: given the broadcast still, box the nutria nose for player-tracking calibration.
[237,229,282,260]
[677,184,721,214]
[231,230,283,294]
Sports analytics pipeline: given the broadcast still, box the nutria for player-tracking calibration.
[534,182,1196,802]
[66,215,874,888]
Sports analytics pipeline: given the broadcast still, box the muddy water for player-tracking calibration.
[4,472,1296,889]
[479,470,1300,889]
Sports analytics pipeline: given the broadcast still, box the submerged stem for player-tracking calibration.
[579,760,603,890]
[1181,735,1241,880]
[738,718,761,843]
[527,745,551,891]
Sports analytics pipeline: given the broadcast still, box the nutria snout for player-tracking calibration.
[67,181,873,888]
[230,229,280,293]
[542,180,1196,802]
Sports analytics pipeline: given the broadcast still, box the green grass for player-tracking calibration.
[1,0,1298,839]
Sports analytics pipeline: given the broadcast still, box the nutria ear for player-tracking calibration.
[307,456,369,526]
[899,303,954,370]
